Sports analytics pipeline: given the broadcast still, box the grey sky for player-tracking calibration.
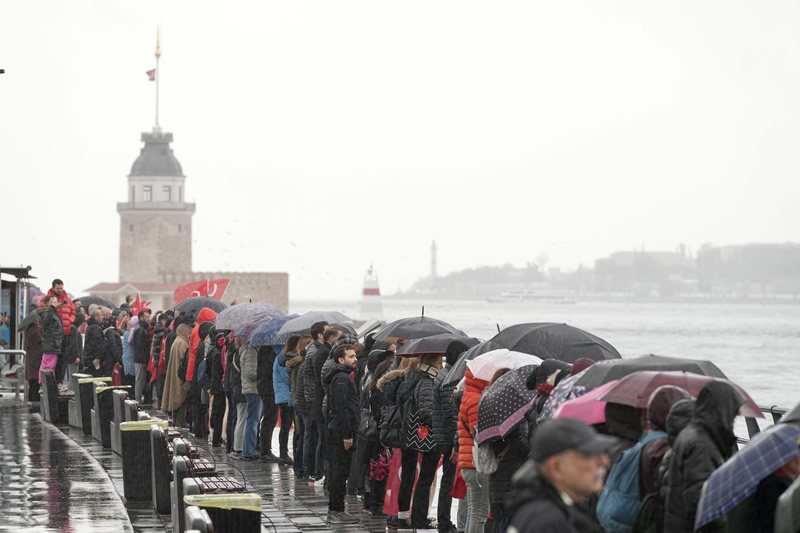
[2,2,799,300]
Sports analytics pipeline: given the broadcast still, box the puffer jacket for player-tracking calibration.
[150,322,166,368]
[433,366,458,446]
[230,346,246,403]
[324,363,360,439]
[257,345,276,396]
[308,343,330,422]
[273,353,292,405]
[240,346,259,396]
[404,364,438,428]
[40,306,63,354]
[378,367,409,405]
[457,368,490,470]
[83,317,106,369]
[208,332,225,396]
[301,341,321,407]
[294,356,309,416]
[133,319,151,364]
[39,288,75,335]
[663,382,744,533]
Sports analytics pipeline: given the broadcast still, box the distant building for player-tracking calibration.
[87,126,288,312]
[697,243,800,296]
[594,250,696,295]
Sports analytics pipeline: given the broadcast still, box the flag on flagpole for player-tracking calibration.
[146,68,156,81]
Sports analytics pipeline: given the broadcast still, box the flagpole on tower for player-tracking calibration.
[155,27,161,130]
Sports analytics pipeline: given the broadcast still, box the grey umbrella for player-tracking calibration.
[215,302,285,331]
[276,311,352,337]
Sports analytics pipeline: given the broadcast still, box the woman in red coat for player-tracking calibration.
[457,368,491,533]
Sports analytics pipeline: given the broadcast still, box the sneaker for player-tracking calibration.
[242,454,259,461]
[278,454,293,465]
[414,518,437,529]
[327,511,359,523]
[388,516,412,529]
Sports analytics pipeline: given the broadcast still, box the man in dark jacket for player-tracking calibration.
[150,314,167,408]
[506,418,614,533]
[663,381,744,533]
[208,327,226,447]
[133,309,152,403]
[323,344,360,524]
[83,309,107,377]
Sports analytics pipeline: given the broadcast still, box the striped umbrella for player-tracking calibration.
[696,424,800,529]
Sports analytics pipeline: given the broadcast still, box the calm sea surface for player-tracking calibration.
[292,298,800,412]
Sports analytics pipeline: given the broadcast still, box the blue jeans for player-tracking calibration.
[293,414,305,472]
[243,394,262,457]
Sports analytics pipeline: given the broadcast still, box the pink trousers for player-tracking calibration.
[39,353,59,384]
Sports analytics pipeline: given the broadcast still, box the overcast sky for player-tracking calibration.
[2,2,799,300]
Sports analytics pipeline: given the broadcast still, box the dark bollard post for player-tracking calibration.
[182,494,262,533]
[81,377,111,435]
[93,385,131,447]
[120,419,168,501]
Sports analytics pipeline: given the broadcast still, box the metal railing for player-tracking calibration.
[0,349,26,401]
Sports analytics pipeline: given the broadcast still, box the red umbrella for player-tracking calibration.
[597,371,763,418]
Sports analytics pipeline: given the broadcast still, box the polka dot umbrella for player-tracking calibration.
[476,363,541,445]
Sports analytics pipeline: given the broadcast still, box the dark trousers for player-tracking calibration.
[191,391,208,438]
[294,414,306,472]
[398,447,438,526]
[260,394,278,455]
[210,393,226,445]
[438,445,457,529]
[28,379,40,402]
[328,429,353,513]
[369,476,388,513]
[277,403,294,456]
[155,373,166,409]
[303,414,317,476]
[225,392,237,453]
[121,374,135,388]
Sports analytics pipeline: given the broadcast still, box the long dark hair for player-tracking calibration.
[368,359,394,391]
[284,335,300,354]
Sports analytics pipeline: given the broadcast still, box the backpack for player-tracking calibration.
[474,438,509,475]
[195,345,212,389]
[379,401,406,448]
[597,430,667,533]
[405,382,435,452]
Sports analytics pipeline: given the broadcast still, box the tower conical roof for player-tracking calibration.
[129,128,184,177]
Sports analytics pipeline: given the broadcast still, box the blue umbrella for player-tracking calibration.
[248,314,300,347]
[696,424,800,529]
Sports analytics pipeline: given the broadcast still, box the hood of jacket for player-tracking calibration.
[176,323,192,341]
[665,398,695,446]
[465,368,490,395]
[323,363,355,386]
[198,321,214,342]
[377,368,407,391]
[693,381,744,452]
[196,307,218,325]
[647,385,692,432]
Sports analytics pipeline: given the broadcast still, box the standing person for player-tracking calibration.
[38,295,63,383]
[258,345,280,462]
[190,321,214,439]
[239,342,261,460]
[366,358,395,516]
[62,316,83,385]
[458,368,491,533]
[432,342,468,533]
[133,309,152,403]
[38,279,76,338]
[83,309,107,377]
[103,317,123,378]
[273,343,295,465]
[230,337,248,456]
[663,381,744,533]
[150,313,168,408]
[323,344,361,524]
[302,321,328,482]
[222,331,238,453]
[121,318,136,388]
[285,335,311,476]
[307,325,339,482]
[161,321,192,427]
[208,327,226,447]
[505,418,614,533]
[23,316,43,401]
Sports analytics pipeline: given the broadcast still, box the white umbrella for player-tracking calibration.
[466,349,543,382]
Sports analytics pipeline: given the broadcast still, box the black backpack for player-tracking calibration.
[632,491,664,533]
[379,400,406,448]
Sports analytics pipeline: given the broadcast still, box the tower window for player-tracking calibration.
[143,186,152,202]
[162,186,171,202]
[129,224,134,232]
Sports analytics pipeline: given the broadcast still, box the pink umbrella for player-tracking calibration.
[552,380,619,425]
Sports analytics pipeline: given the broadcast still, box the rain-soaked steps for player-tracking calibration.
[0,400,449,532]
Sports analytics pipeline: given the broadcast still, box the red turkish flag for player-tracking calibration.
[146,69,156,81]
[173,280,208,304]
[130,293,152,316]
[206,279,230,301]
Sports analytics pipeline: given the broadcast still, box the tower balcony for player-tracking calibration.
[116,201,196,214]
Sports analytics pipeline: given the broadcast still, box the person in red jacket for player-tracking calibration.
[38,279,75,336]
[458,368,491,533]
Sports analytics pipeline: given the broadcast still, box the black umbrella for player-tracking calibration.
[78,295,115,308]
[397,333,481,357]
[574,354,727,390]
[469,323,621,363]
[330,323,358,336]
[373,316,467,345]
[16,310,41,332]
[173,296,227,318]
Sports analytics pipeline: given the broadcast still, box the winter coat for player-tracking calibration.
[83,318,106,370]
[186,308,217,382]
[39,288,75,335]
[308,342,331,422]
[104,326,123,367]
[161,323,192,411]
[324,364,360,439]
[63,325,82,367]
[663,382,744,533]
[240,346,259,396]
[257,345,276,396]
[506,460,602,533]
[189,322,214,395]
[230,346,246,403]
[283,350,304,407]
[294,356,309,416]
[379,367,409,406]
[433,366,458,446]
[302,342,321,413]
[150,323,166,367]
[133,319,151,364]
[122,330,135,376]
[403,364,438,428]
[490,418,530,504]
[208,334,225,396]
[40,306,63,354]
[23,322,43,381]
[657,399,695,508]
[273,353,292,406]
[457,368,490,470]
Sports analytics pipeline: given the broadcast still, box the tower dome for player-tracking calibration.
[129,128,184,177]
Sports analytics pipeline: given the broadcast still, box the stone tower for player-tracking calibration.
[117,127,195,282]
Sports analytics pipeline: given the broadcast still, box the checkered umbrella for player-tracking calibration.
[696,424,800,529]
[597,371,763,418]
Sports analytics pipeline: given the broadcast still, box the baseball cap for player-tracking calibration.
[532,418,617,462]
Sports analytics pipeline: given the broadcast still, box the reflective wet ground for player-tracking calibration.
[0,399,450,532]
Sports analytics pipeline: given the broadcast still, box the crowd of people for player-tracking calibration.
[18,279,800,533]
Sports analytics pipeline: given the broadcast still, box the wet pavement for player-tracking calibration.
[0,398,451,532]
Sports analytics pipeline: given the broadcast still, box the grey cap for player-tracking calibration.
[532,418,617,462]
